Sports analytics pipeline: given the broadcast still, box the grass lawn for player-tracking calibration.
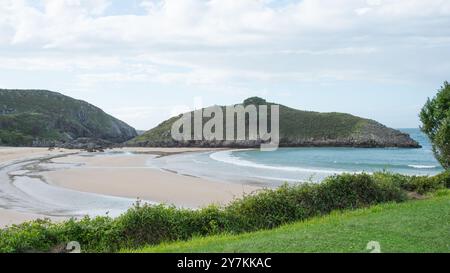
[130,190,450,253]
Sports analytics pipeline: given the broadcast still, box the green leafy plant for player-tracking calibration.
[420,81,450,169]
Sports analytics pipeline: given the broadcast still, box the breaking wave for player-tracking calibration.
[210,150,346,175]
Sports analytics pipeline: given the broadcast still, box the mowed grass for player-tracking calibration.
[131,191,450,253]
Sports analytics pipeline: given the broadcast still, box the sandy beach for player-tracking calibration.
[0,147,77,163]
[43,147,259,207]
[0,147,80,227]
[0,208,64,228]
[0,147,260,228]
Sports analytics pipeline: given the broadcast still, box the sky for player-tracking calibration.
[0,0,449,130]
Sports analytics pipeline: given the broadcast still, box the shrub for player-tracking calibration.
[189,205,228,236]
[224,184,311,231]
[314,173,406,210]
[0,219,60,253]
[435,170,450,188]
[225,173,407,232]
[58,216,117,252]
[406,176,445,194]
[373,171,449,194]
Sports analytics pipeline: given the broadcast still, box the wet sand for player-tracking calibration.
[43,148,259,208]
[1,147,259,228]
[0,147,79,228]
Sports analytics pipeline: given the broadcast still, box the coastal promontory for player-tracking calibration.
[129,97,420,149]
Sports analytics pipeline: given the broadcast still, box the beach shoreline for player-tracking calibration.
[0,147,260,228]
[42,147,260,207]
[0,147,81,228]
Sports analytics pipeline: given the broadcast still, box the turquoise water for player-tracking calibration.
[151,128,444,186]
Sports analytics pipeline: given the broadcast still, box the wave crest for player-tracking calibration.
[408,165,437,169]
[209,150,345,175]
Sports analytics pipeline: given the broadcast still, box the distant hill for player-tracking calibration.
[0,89,137,146]
[128,97,420,148]
[136,130,147,136]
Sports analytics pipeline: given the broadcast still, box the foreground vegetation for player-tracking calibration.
[1,171,449,253]
[133,190,450,253]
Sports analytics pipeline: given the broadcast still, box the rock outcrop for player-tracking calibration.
[128,97,421,149]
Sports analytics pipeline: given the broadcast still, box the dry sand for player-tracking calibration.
[0,208,63,228]
[44,148,259,208]
[0,147,76,164]
[0,208,43,227]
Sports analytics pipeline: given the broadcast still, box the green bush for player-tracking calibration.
[224,184,311,231]
[0,219,67,253]
[373,171,449,194]
[0,171,448,253]
[112,204,229,250]
[58,216,117,252]
[115,204,192,248]
[406,176,445,194]
[0,217,119,253]
[435,170,450,189]
[225,173,407,232]
[420,81,450,169]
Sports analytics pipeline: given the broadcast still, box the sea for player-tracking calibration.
[150,128,444,186]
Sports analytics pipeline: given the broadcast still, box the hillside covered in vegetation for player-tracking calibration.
[129,97,420,148]
[0,89,137,146]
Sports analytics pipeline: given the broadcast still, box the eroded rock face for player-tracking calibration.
[349,121,420,148]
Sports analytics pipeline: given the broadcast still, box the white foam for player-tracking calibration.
[251,175,308,183]
[408,165,437,169]
[210,150,346,175]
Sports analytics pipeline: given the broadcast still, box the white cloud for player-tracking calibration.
[280,47,379,55]
[0,55,121,71]
[0,0,449,128]
[1,0,448,49]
